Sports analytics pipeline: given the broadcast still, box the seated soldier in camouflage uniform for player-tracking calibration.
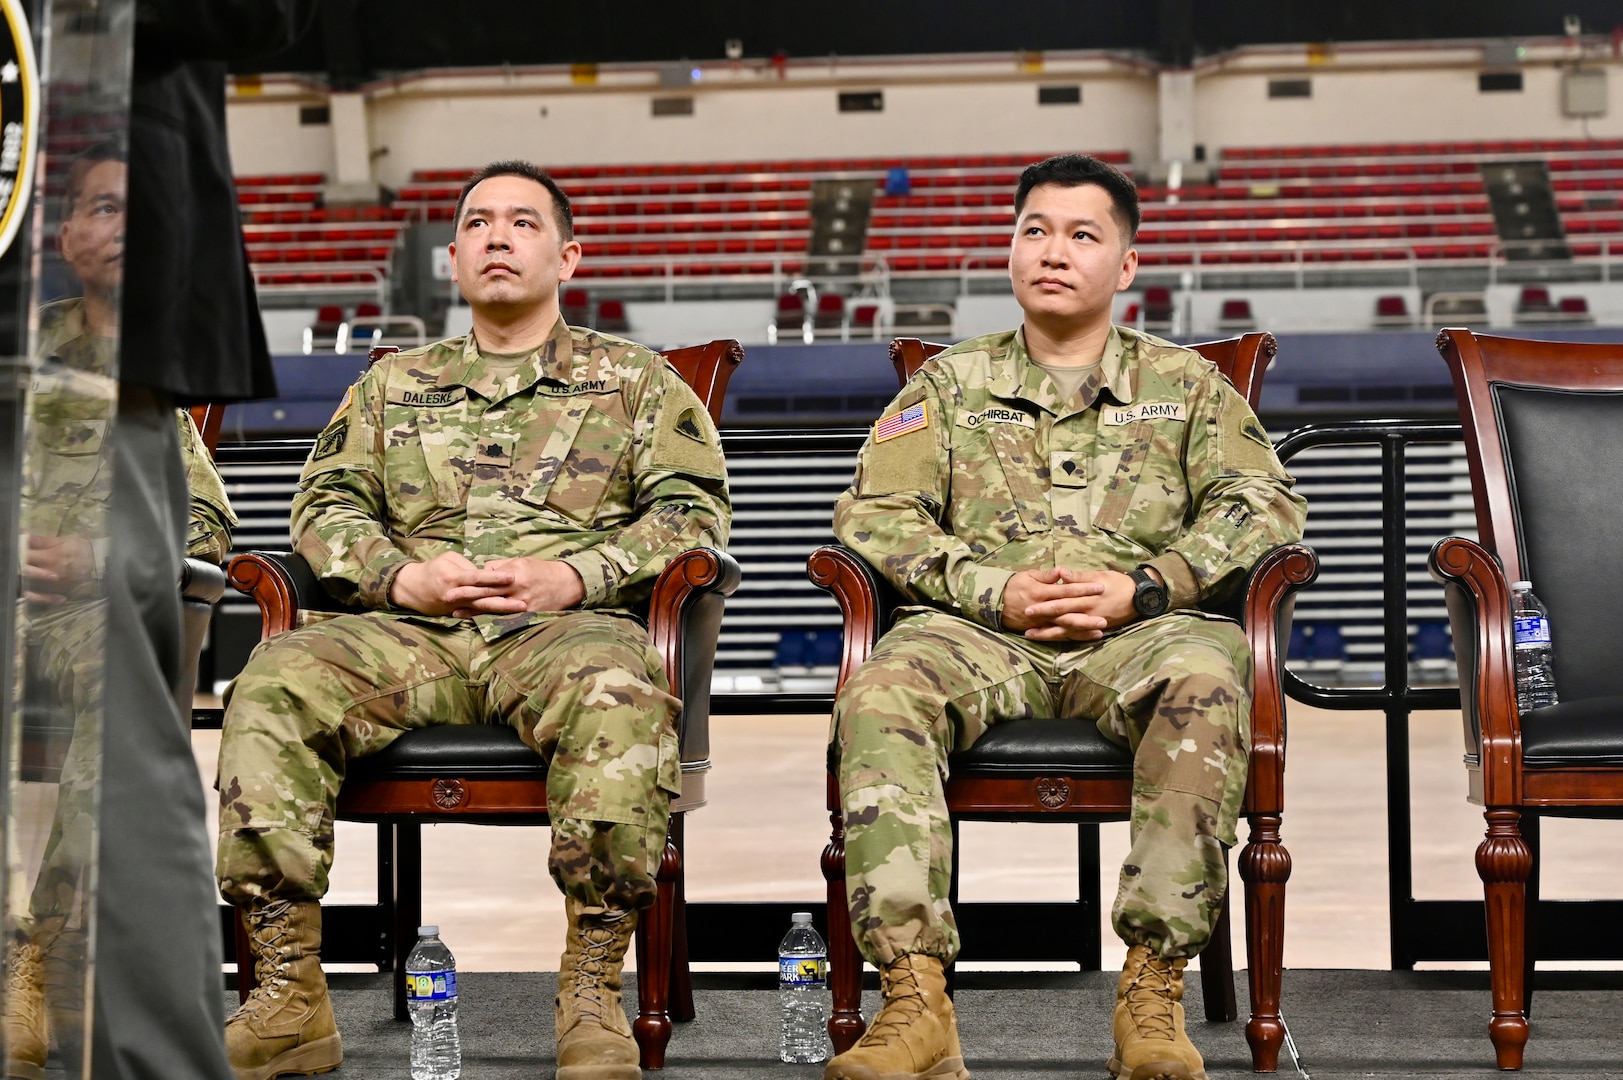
[214,160,730,1080]
[825,155,1307,1080]
[6,141,237,1080]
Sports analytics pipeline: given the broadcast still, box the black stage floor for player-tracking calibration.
[258,967,1623,1079]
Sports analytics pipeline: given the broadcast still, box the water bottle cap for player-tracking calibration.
[791,911,813,924]
[1511,581,1532,591]
[417,925,439,936]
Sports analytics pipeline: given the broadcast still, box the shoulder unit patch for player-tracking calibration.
[675,406,706,442]
[312,417,348,462]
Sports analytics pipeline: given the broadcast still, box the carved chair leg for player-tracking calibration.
[1240,811,1291,1073]
[667,814,696,1023]
[1521,812,1541,1021]
[822,800,865,1054]
[234,906,253,1005]
[634,834,680,1069]
[1199,878,1237,1023]
[1478,807,1533,1070]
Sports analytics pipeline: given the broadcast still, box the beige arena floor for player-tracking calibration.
[188,703,1623,975]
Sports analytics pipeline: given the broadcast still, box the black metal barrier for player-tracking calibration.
[1274,419,1623,969]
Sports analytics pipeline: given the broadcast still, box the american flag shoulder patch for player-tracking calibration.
[874,401,929,443]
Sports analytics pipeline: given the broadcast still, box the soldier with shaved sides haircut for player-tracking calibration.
[825,155,1306,1080]
[215,160,730,1080]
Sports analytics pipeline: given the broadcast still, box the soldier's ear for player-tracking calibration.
[447,241,459,284]
[557,238,583,282]
[1115,246,1138,293]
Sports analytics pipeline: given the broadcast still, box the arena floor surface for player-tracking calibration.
[182,702,1623,1078]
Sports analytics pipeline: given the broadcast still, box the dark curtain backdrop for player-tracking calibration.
[233,0,1623,80]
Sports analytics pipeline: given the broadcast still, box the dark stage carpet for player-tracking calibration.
[246,967,1623,1079]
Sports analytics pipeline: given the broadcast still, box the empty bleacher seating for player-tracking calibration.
[236,175,406,299]
[1373,295,1413,328]
[561,287,592,327]
[596,298,630,334]
[813,294,845,336]
[1216,298,1256,331]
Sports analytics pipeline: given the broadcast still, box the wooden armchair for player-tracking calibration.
[810,333,1317,1072]
[1428,328,1623,1069]
[226,340,743,1070]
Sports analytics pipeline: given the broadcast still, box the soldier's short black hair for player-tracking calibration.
[1014,154,1140,244]
[453,160,574,241]
[62,136,127,220]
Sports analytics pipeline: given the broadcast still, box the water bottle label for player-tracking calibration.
[406,969,458,1001]
[1513,616,1551,646]
[779,955,827,986]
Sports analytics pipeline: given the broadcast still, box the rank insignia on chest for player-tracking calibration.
[874,401,928,443]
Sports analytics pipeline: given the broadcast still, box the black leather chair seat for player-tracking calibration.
[349,724,546,781]
[1521,697,1623,768]
[949,717,1132,777]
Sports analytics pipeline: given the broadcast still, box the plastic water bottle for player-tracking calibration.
[778,911,829,1063]
[406,926,460,1080]
[1511,581,1558,714]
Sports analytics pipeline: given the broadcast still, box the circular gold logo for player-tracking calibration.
[0,0,36,261]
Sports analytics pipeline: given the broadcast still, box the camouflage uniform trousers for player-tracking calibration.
[216,609,682,913]
[13,599,106,934]
[833,608,1252,967]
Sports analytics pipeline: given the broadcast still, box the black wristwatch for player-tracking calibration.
[1129,566,1168,619]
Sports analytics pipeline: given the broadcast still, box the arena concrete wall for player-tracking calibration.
[225,41,1623,183]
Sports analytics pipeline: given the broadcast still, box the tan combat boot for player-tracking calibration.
[555,899,640,1080]
[823,953,970,1080]
[1108,944,1207,1080]
[4,938,47,1080]
[224,899,342,1080]
[38,920,86,1075]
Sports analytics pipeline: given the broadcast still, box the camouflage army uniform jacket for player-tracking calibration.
[834,326,1306,630]
[295,319,730,640]
[23,298,237,585]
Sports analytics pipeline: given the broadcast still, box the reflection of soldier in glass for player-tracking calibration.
[4,142,235,1080]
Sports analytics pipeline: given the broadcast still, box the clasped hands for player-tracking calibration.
[1000,566,1146,641]
[390,550,584,618]
[22,534,98,604]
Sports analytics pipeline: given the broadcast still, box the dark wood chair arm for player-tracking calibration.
[1429,535,1520,806]
[808,544,899,691]
[180,556,228,606]
[647,547,742,758]
[227,550,353,638]
[1238,543,1319,816]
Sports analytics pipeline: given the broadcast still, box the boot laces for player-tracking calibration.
[239,899,296,1014]
[565,913,628,1025]
[858,960,929,1047]
[1123,953,1184,1042]
[6,942,44,1033]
